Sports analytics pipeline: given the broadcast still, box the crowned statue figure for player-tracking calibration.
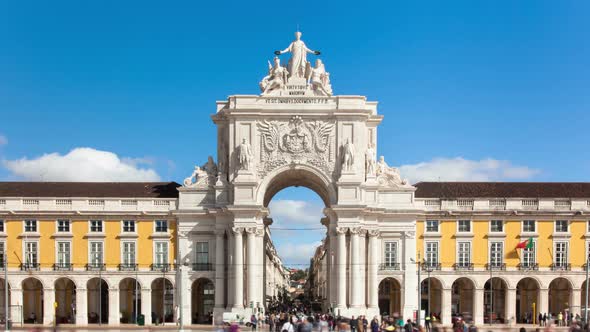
[275,31,320,79]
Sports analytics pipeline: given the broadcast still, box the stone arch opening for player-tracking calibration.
[378,278,401,317]
[191,278,214,324]
[548,277,572,315]
[151,277,174,324]
[516,277,540,324]
[22,277,43,324]
[260,166,336,207]
[0,278,10,322]
[421,277,443,319]
[484,277,508,324]
[54,277,76,324]
[119,278,141,324]
[87,278,108,324]
[452,277,475,323]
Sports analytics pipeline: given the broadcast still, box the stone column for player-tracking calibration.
[76,287,88,325]
[506,288,517,325]
[572,289,581,317]
[367,230,380,311]
[232,227,244,309]
[108,287,119,325]
[246,228,256,307]
[43,287,55,325]
[473,288,485,325]
[337,227,348,310]
[441,288,452,326]
[402,230,418,321]
[215,230,226,309]
[350,227,361,309]
[539,288,549,318]
[9,288,22,322]
[141,287,152,325]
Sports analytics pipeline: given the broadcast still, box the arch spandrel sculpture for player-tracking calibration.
[176,32,420,321]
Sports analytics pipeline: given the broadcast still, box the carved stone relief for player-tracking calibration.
[257,116,335,177]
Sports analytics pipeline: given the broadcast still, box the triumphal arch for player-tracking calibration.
[176,32,419,322]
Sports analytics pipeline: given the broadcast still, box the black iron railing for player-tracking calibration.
[85,263,105,271]
[53,263,73,271]
[20,263,40,271]
[118,263,138,271]
[517,263,539,271]
[453,263,474,271]
[485,263,506,271]
[192,263,213,271]
[551,263,571,271]
[379,263,401,271]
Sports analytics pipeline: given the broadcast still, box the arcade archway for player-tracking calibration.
[548,277,572,315]
[452,277,475,322]
[22,278,43,324]
[87,278,108,324]
[55,278,76,324]
[152,277,174,324]
[484,277,507,324]
[421,277,442,318]
[191,278,214,324]
[119,278,141,324]
[0,279,10,322]
[516,278,539,323]
[378,278,401,316]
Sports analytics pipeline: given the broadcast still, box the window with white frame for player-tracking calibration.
[24,241,38,265]
[458,220,471,232]
[122,220,135,232]
[522,241,536,267]
[425,242,439,265]
[457,241,471,267]
[0,220,4,233]
[555,220,569,232]
[89,241,103,266]
[554,241,568,267]
[57,241,71,266]
[122,241,136,266]
[384,241,398,267]
[155,220,168,233]
[426,220,439,232]
[155,242,169,266]
[57,219,70,232]
[489,241,503,267]
[24,219,37,232]
[523,220,536,232]
[90,220,103,232]
[195,242,209,264]
[490,220,503,232]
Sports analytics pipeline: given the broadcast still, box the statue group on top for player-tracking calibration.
[183,156,218,188]
[259,31,333,96]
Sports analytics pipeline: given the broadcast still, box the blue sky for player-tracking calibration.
[0,1,588,266]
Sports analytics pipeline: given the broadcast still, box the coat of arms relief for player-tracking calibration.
[257,116,335,177]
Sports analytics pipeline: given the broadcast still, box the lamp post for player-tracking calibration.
[411,254,421,326]
[423,260,434,319]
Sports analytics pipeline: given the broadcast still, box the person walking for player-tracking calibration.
[371,316,380,332]
[350,316,358,332]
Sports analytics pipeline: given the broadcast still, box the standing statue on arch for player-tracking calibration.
[275,31,320,79]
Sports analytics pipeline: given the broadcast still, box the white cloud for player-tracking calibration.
[399,157,540,183]
[275,241,322,267]
[268,199,324,226]
[0,135,7,146]
[3,147,161,182]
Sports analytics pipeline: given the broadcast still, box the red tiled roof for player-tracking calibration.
[414,182,590,198]
[0,182,180,198]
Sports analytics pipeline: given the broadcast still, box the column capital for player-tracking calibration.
[367,229,380,237]
[231,227,245,235]
[245,227,264,236]
[336,227,348,235]
[349,227,362,235]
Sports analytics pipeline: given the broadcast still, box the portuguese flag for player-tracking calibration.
[516,237,534,250]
